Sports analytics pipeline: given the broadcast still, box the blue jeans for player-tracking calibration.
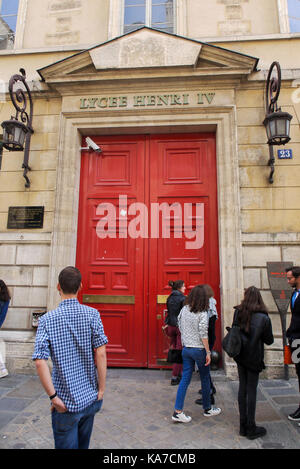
[51,399,103,449]
[174,347,211,411]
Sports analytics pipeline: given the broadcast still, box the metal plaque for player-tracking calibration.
[83,294,135,304]
[7,206,44,229]
[267,262,293,314]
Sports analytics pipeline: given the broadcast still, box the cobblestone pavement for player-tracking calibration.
[0,369,299,450]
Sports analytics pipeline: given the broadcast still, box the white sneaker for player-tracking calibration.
[172,411,192,423]
[203,407,221,417]
[0,368,8,378]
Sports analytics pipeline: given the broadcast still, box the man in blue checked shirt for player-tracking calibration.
[32,266,108,449]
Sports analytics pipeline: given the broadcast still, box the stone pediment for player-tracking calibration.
[38,27,258,82]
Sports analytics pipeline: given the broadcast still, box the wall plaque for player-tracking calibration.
[7,206,44,229]
[267,261,294,380]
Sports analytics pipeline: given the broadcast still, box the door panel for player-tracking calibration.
[76,136,147,367]
[148,134,220,368]
[76,133,220,368]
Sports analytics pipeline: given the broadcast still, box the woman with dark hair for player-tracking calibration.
[233,286,274,440]
[195,284,218,405]
[165,280,185,385]
[172,285,221,423]
[0,280,11,378]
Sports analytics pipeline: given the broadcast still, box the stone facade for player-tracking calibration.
[0,0,299,377]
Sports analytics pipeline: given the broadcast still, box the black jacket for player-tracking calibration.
[286,291,300,341]
[165,290,185,327]
[233,309,274,373]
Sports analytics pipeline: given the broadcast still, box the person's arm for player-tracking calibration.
[263,316,274,346]
[202,338,211,366]
[35,359,67,413]
[199,312,211,366]
[95,345,107,400]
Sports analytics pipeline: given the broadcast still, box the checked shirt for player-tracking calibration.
[32,298,108,412]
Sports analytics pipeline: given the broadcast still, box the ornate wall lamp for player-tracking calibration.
[1,69,34,188]
[263,62,293,183]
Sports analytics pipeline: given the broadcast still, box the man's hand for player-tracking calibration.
[51,396,68,413]
[97,390,104,401]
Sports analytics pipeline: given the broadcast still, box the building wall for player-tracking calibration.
[0,0,300,376]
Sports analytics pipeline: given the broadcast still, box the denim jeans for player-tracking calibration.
[174,347,211,411]
[51,399,103,449]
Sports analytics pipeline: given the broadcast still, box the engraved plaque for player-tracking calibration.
[7,206,44,229]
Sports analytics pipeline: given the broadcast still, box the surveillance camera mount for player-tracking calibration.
[80,137,102,153]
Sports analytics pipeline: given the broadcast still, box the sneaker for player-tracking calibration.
[288,407,300,421]
[0,368,8,378]
[172,411,192,423]
[203,407,221,417]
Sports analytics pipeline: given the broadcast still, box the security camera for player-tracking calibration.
[85,137,102,153]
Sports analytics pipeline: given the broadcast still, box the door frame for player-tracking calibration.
[47,109,244,374]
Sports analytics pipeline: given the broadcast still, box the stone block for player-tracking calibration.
[12,287,48,308]
[0,266,33,285]
[16,244,50,266]
[0,170,56,192]
[33,267,49,286]
[260,290,277,311]
[241,210,300,233]
[2,150,57,172]
[1,308,31,329]
[32,115,59,134]
[0,245,16,265]
[240,187,300,210]
[0,191,55,212]
[239,166,300,188]
[282,246,300,265]
[243,268,261,288]
[243,246,281,267]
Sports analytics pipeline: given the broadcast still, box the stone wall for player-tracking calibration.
[0,96,61,340]
[227,82,300,379]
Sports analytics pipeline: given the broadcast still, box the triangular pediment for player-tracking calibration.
[38,27,258,82]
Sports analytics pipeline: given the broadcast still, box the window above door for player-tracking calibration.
[0,0,19,49]
[288,0,300,32]
[123,0,175,34]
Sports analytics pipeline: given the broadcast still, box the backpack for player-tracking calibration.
[222,320,242,358]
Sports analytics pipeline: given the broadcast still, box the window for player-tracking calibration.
[124,0,175,34]
[288,0,300,32]
[0,0,19,49]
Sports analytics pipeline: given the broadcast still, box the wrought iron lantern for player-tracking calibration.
[1,69,34,187]
[263,62,293,183]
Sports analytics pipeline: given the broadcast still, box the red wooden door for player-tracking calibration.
[76,135,148,367]
[76,133,220,368]
[148,134,220,368]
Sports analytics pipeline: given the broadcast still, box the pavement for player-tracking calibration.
[0,368,299,450]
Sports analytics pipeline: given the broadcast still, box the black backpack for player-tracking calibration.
[222,318,242,358]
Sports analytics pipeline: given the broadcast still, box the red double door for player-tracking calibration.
[76,133,220,368]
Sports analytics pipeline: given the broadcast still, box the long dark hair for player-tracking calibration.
[0,280,11,302]
[168,280,184,291]
[235,286,268,333]
[185,285,209,313]
[203,284,214,298]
